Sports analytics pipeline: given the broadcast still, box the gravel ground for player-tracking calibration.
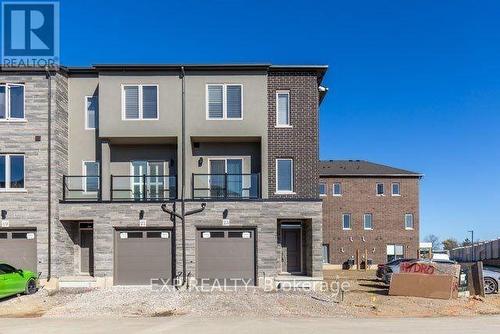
[1,270,499,319]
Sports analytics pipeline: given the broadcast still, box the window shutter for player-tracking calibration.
[226,85,242,118]
[277,93,289,125]
[124,86,139,119]
[208,85,223,118]
[142,86,158,119]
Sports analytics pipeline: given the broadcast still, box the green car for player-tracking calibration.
[0,262,39,299]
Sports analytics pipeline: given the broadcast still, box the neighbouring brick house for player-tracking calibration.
[319,160,422,268]
[0,64,327,288]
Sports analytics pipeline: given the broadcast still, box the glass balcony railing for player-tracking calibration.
[111,175,177,201]
[63,175,101,201]
[192,173,261,200]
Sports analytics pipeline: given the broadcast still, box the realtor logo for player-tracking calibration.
[1,1,59,69]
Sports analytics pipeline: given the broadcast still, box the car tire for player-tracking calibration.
[25,279,37,295]
[484,277,498,294]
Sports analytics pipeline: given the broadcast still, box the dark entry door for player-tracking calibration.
[282,228,301,273]
[80,229,94,275]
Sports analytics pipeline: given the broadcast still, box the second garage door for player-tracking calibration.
[114,229,172,285]
[196,229,255,285]
[0,230,37,272]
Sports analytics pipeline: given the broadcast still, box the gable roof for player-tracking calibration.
[320,160,422,177]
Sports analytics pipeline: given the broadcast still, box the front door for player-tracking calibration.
[80,229,94,275]
[282,228,302,273]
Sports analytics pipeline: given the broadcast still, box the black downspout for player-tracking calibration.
[45,67,52,281]
[180,66,187,286]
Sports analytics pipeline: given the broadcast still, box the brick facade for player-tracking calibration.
[267,71,319,199]
[321,176,420,266]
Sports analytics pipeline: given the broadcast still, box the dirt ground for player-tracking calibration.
[0,270,499,319]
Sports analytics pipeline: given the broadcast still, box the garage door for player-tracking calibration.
[197,229,255,285]
[0,230,37,272]
[114,229,172,285]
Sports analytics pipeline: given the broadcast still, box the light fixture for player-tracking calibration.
[222,209,228,219]
[1,210,6,220]
[198,157,203,167]
[139,210,145,220]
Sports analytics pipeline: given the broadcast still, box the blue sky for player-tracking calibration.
[59,0,500,243]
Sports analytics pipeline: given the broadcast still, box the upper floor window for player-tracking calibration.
[319,183,327,196]
[276,90,290,126]
[333,182,342,196]
[276,158,293,194]
[85,96,98,130]
[0,154,25,190]
[342,213,351,230]
[0,84,25,120]
[392,182,400,196]
[376,183,384,196]
[207,84,242,120]
[122,84,158,120]
[404,213,414,230]
[363,213,373,230]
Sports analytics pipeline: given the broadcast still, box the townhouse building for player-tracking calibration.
[0,64,327,287]
[320,160,422,268]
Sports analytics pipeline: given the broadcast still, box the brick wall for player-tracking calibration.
[321,176,420,265]
[267,71,319,199]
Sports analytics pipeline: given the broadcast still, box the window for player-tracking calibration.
[387,244,404,262]
[130,161,167,200]
[392,182,400,196]
[207,84,242,119]
[276,159,293,193]
[322,244,330,264]
[333,182,342,196]
[376,183,384,196]
[0,84,25,120]
[342,213,351,230]
[276,90,290,126]
[405,213,414,230]
[83,161,99,193]
[319,183,327,196]
[0,154,25,190]
[363,213,373,230]
[85,96,98,130]
[122,84,158,120]
[208,158,244,198]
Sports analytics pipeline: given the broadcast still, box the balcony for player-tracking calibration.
[62,175,177,202]
[192,173,261,200]
[63,176,101,202]
[111,175,176,201]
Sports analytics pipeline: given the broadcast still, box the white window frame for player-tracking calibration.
[0,154,26,192]
[206,83,243,120]
[275,90,291,127]
[0,83,26,122]
[363,213,373,230]
[392,182,401,196]
[333,182,342,196]
[319,182,327,196]
[121,84,160,121]
[376,183,385,196]
[404,213,414,230]
[84,95,97,130]
[275,158,295,194]
[82,161,100,194]
[342,213,352,230]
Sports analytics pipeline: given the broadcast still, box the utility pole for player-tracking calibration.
[468,230,474,261]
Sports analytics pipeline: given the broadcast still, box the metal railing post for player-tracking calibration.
[224,173,228,199]
[62,176,66,201]
[143,174,147,201]
[110,175,113,202]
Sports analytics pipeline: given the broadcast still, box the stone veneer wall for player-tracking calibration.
[0,72,67,279]
[58,201,323,283]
